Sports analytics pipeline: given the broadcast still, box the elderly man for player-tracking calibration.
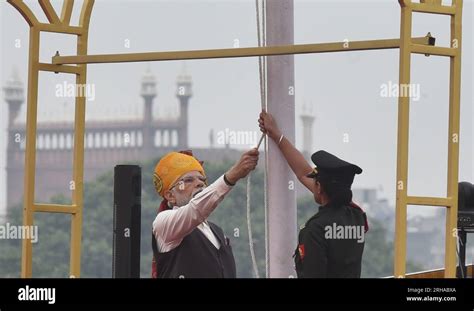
[152,148,259,278]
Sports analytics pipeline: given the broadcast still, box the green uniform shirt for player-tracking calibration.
[294,202,366,278]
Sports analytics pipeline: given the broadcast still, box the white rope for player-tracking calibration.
[246,175,259,278]
[244,0,267,279]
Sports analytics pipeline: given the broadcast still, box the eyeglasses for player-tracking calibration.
[170,175,208,191]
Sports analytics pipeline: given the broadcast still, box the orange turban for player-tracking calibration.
[153,151,205,197]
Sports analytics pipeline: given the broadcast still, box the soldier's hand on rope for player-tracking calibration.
[225,149,259,185]
[259,110,281,141]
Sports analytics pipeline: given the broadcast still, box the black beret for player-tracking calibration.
[306,150,362,185]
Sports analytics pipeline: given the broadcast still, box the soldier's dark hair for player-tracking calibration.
[315,176,352,206]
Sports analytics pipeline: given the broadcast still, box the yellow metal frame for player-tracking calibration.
[8,0,462,278]
[394,0,463,278]
[8,0,93,278]
[51,36,434,64]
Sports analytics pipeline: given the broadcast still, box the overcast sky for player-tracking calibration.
[0,0,472,217]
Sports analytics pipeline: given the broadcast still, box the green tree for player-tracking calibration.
[0,157,421,278]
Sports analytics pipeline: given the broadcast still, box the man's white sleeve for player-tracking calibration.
[152,175,232,253]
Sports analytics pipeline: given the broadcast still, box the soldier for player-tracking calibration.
[259,111,368,278]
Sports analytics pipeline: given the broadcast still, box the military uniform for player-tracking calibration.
[294,150,368,278]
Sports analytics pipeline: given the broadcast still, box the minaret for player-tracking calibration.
[4,67,24,127]
[140,66,157,155]
[176,63,192,149]
[300,103,315,160]
[4,68,25,210]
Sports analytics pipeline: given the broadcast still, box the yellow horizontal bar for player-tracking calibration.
[38,63,81,74]
[34,204,78,214]
[410,3,456,15]
[406,196,452,207]
[53,36,433,65]
[411,44,457,57]
[38,23,83,35]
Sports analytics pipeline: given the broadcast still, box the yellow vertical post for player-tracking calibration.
[21,28,40,278]
[8,0,94,278]
[444,0,463,278]
[394,0,412,278]
[69,0,94,278]
[395,0,463,278]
